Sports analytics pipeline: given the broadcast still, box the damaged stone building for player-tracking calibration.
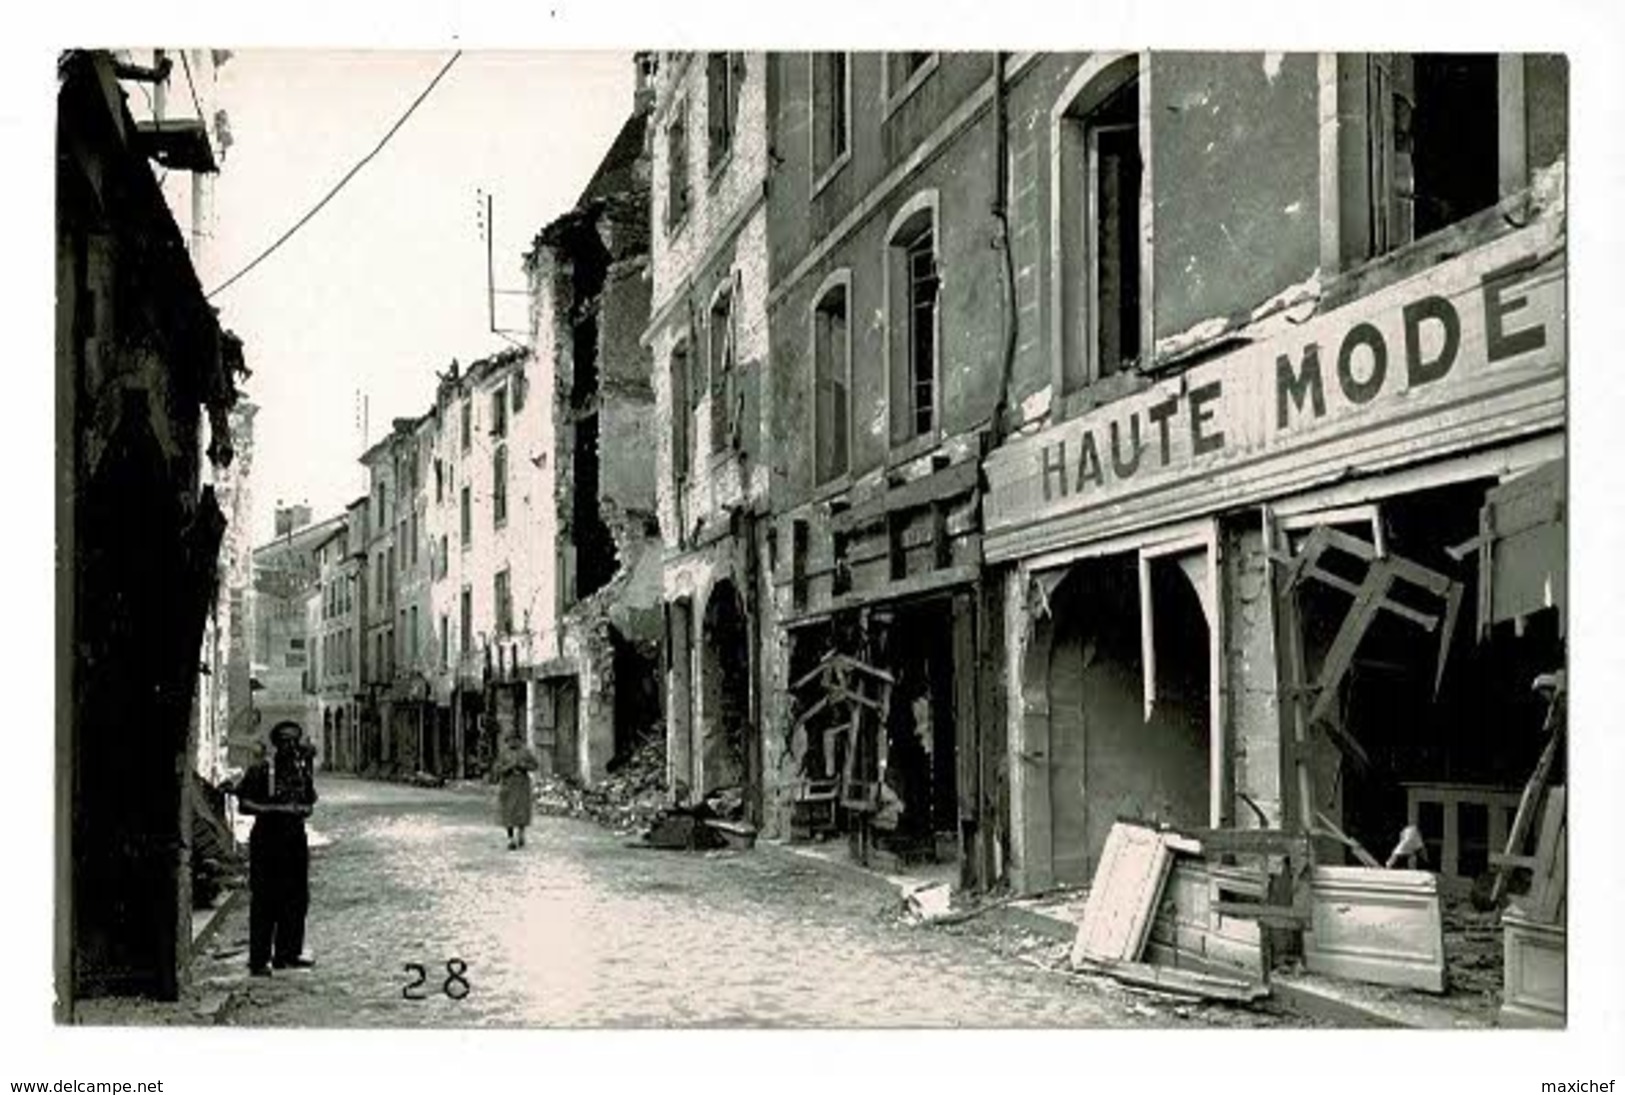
[521,56,664,785]
[645,51,775,820]
[978,51,1566,900]
[639,51,1568,956]
[56,48,248,1009]
[761,52,1014,888]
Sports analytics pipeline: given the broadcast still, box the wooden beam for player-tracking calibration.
[1490,694,1565,905]
[1304,559,1392,731]
[1076,957,1270,1002]
[1139,551,1157,722]
[1313,810,1382,868]
[1303,565,1439,630]
[1211,901,1310,928]
[831,459,979,534]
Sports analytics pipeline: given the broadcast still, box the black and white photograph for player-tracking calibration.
[10,2,1625,1091]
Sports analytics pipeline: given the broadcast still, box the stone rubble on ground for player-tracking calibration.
[533,732,668,834]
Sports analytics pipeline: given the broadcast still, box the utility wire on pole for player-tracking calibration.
[206,50,463,300]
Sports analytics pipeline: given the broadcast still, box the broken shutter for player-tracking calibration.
[728,268,744,450]
[1471,459,1566,638]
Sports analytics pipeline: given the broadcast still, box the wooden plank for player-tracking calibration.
[1076,957,1269,1002]
[1071,824,1178,965]
[830,459,979,534]
[1305,559,1392,732]
[1302,565,1439,629]
[1212,901,1310,927]
[1491,698,1565,905]
[1313,810,1381,868]
[1139,551,1157,721]
[1524,787,1567,924]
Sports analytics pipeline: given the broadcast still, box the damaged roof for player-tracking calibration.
[527,106,650,265]
[578,109,649,208]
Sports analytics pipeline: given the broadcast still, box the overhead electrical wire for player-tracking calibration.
[206,49,464,300]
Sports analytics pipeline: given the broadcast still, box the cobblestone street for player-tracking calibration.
[191,777,1297,1028]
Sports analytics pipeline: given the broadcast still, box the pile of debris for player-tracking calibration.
[532,733,668,835]
[635,786,757,851]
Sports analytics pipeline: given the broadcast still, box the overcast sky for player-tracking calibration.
[208,50,635,542]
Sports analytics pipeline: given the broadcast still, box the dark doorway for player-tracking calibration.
[700,580,750,794]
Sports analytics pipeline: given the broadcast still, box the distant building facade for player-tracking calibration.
[249,506,341,761]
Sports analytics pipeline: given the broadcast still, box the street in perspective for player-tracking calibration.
[56,47,1569,1032]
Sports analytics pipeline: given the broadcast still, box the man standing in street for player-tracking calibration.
[235,721,319,976]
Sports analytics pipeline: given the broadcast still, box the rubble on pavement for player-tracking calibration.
[532,732,668,835]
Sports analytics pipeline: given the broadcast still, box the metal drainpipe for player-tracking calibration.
[990,51,1019,449]
[972,52,1018,891]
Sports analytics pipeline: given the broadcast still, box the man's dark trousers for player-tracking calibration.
[248,816,309,968]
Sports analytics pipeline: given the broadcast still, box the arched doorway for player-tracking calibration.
[1023,552,1212,886]
[698,579,750,795]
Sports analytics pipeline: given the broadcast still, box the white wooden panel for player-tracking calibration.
[1071,823,1176,966]
[1302,866,1446,993]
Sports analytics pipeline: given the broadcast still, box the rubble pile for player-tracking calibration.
[1442,896,1504,1002]
[533,733,668,834]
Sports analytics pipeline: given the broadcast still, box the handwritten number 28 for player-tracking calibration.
[403,959,470,1000]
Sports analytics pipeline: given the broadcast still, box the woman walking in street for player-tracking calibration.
[496,730,540,850]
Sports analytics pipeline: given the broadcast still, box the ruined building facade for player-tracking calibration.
[640,52,1567,901]
[980,52,1566,895]
[522,55,663,784]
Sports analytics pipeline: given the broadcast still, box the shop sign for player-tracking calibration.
[984,219,1566,561]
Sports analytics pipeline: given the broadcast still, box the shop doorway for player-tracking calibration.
[1042,552,1212,885]
[1284,480,1565,886]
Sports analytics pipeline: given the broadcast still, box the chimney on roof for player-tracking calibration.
[633,51,657,115]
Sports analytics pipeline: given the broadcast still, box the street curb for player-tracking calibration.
[988,904,1078,944]
[764,841,926,900]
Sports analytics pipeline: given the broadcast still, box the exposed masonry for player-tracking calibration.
[1222,520,1282,829]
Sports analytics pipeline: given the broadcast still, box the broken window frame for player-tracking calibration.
[706,52,744,175]
[490,383,508,440]
[1328,53,1535,272]
[1050,53,1145,397]
[1087,95,1142,380]
[494,567,513,638]
[669,338,691,483]
[707,279,737,455]
[810,51,852,193]
[666,98,691,234]
[882,51,938,117]
[884,190,940,449]
[811,268,852,485]
[492,442,508,528]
